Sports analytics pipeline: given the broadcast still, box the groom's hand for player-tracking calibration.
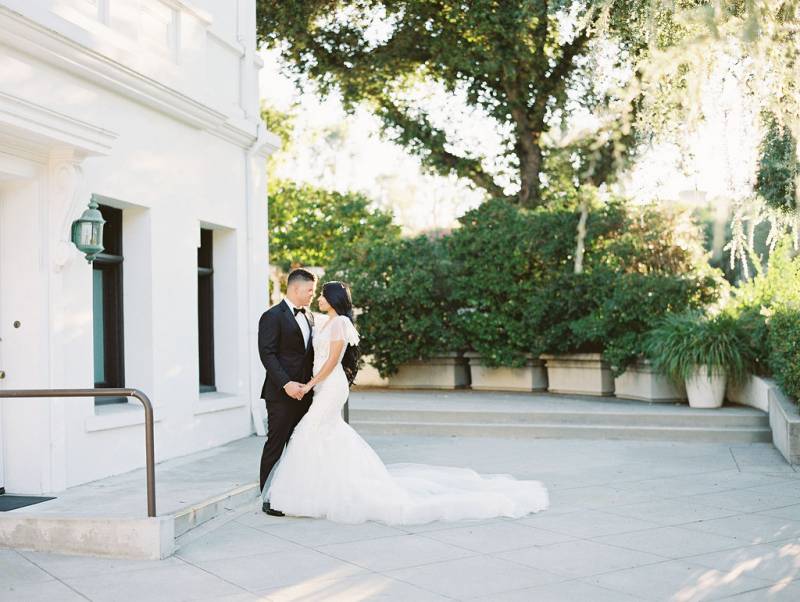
[283,381,305,400]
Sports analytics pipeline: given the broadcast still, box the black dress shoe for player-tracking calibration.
[262,501,285,517]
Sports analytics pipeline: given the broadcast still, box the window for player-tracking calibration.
[93,203,125,404]
[198,228,215,392]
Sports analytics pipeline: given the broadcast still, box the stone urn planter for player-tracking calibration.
[540,353,614,396]
[465,353,547,392]
[387,353,469,389]
[614,359,687,403]
[685,365,726,408]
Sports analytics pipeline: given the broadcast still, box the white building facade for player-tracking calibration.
[0,0,275,495]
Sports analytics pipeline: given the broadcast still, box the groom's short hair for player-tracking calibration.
[287,268,316,286]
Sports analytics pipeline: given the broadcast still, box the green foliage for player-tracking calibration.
[256,0,674,208]
[268,180,400,272]
[756,114,799,215]
[564,205,722,374]
[261,104,294,151]
[447,199,573,368]
[645,311,754,387]
[726,237,800,390]
[326,235,462,376]
[339,196,717,375]
[768,308,800,404]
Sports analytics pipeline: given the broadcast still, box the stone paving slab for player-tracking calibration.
[2,430,800,600]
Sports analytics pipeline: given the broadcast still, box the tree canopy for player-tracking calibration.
[256,0,688,209]
[268,180,400,271]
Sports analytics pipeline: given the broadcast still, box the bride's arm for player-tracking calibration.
[303,339,344,391]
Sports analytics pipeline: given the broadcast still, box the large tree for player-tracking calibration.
[256,1,681,209]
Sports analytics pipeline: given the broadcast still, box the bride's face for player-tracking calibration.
[319,295,331,312]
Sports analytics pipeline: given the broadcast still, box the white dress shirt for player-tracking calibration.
[284,298,311,348]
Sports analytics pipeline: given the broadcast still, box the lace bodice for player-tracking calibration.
[313,315,360,372]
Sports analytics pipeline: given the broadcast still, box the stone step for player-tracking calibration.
[0,437,266,559]
[351,420,773,443]
[173,483,259,538]
[350,408,770,429]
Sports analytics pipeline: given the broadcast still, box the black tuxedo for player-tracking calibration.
[258,300,315,492]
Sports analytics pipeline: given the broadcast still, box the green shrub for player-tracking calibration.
[564,204,722,374]
[447,199,579,367]
[268,180,400,271]
[327,235,462,377]
[726,238,800,377]
[644,311,755,386]
[333,197,721,376]
[447,198,718,372]
[768,308,800,403]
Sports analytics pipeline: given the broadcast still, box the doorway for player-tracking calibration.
[0,186,8,493]
[0,179,37,494]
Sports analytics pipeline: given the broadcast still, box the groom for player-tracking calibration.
[258,268,317,516]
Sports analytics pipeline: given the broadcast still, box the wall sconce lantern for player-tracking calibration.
[71,197,105,263]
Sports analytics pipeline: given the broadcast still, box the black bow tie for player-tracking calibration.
[293,307,306,316]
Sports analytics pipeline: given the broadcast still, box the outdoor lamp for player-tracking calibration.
[71,198,105,262]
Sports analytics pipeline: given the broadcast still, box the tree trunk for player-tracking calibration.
[574,196,589,274]
[517,134,543,209]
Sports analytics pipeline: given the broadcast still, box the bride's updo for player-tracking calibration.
[321,281,360,384]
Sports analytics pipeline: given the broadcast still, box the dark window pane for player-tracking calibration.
[93,269,105,384]
[98,204,122,257]
[198,228,213,269]
[198,228,215,390]
[93,202,125,404]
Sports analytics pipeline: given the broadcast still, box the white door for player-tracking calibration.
[0,188,7,493]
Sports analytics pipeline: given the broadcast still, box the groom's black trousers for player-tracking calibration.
[260,398,312,493]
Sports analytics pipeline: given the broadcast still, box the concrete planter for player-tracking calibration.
[727,374,771,412]
[540,353,614,396]
[769,386,800,465]
[685,365,726,409]
[614,360,687,403]
[387,354,469,390]
[465,353,547,392]
[353,355,389,388]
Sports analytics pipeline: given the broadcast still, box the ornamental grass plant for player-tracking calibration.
[644,311,754,388]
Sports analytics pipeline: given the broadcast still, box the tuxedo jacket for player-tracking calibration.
[258,300,315,403]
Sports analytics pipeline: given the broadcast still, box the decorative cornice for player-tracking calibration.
[0,5,262,148]
[160,0,213,26]
[0,91,117,156]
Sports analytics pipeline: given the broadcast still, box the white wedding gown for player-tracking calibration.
[265,315,549,524]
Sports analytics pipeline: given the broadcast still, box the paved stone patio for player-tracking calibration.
[2,434,799,601]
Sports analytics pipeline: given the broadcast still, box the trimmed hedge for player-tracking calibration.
[331,197,720,377]
[769,309,800,403]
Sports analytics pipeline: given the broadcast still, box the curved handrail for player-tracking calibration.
[0,388,156,516]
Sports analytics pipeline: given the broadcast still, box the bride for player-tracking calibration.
[264,281,549,524]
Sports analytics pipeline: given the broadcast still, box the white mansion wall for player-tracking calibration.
[0,0,275,494]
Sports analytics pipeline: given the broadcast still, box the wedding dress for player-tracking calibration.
[265,315,549,524]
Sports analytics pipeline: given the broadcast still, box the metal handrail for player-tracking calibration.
[0,388,156,517]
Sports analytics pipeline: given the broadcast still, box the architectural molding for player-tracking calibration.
[49,150,88,273]
[208,27,245,58]
[0,91,117,157]
[0,6,264,146]
[160,0,213,26]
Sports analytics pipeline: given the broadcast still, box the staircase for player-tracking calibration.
[349,390,772,444]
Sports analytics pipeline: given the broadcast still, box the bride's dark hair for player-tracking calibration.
[321,281,361,385]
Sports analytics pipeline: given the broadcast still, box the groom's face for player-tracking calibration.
[291,280,316,307]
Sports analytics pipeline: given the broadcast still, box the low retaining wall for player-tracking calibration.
[769,386,800,465]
